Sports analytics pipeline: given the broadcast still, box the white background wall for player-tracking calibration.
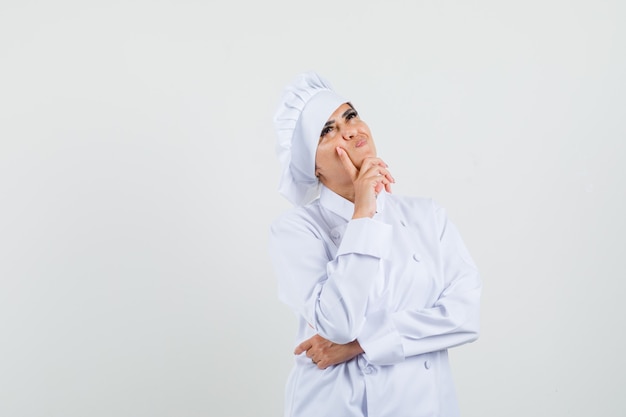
[1,1,624,416]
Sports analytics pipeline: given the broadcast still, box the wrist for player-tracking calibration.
[352,340,364,355]
[352,208,375,219]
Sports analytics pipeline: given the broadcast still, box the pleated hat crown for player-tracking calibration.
[273,72,346,206]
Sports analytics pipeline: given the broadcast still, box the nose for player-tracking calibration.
[342,125,357,140]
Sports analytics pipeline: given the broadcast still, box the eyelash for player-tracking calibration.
[320,110,358,137]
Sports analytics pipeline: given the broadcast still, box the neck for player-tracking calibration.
[321,180,355,203]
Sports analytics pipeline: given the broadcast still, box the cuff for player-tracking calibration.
[336,218,393,260]
[357,310,405,365]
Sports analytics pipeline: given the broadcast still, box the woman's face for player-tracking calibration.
[314,103,377,188]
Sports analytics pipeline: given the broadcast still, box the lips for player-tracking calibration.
[355,138,367,148]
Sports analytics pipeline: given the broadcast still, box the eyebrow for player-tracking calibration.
[321,107,356,129]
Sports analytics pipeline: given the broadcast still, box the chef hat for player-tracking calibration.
[273,71,346,206]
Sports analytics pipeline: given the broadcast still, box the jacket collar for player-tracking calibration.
[319,184,387,221]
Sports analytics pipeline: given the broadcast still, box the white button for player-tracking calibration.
[412,253,420,262]
[363,366,376,375]
[331,230,340,239]
[424,360,430,369]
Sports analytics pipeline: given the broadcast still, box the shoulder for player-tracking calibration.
[270,200,324,237]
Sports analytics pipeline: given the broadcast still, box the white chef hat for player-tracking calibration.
[273,72,346,206]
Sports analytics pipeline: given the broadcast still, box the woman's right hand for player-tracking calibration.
[336,147,395,219]
[294,334,364,370]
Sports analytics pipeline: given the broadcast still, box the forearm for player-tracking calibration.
[271,215,393,344]
[313,252,381,343]
[357,287,481,365]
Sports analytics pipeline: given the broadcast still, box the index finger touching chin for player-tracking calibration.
[336,147,358,171]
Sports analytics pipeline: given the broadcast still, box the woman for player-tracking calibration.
[269,72,481,417]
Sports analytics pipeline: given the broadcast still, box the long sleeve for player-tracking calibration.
[357,204,482,365]
[272,193,476,417]
[270,211,393,344]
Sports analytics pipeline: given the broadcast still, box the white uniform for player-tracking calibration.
[269,185,481,417]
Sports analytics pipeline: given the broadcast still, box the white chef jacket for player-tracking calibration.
[269,185,481,417]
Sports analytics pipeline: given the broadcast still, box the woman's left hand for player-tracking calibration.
[294,334,364,370]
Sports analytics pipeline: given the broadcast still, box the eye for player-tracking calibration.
[320,125,333,137]
[346,110,358,120]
